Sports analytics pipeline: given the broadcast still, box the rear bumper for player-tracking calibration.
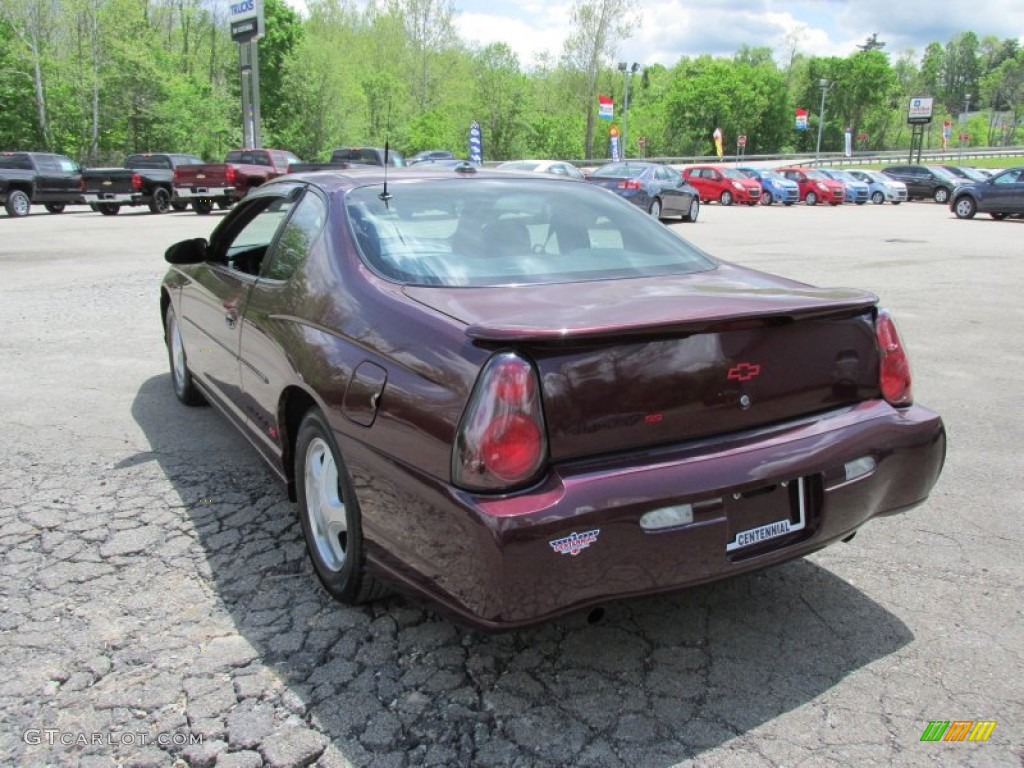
[82,192,134,204]
[354,400,945,630]
[173,186,237,200]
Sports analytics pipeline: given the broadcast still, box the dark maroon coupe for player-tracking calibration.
[161,166,945,630]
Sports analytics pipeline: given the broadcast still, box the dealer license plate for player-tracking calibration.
[724,475,802,552]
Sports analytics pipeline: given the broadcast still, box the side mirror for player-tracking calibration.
[165,238,208,265]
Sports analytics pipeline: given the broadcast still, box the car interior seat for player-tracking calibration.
[481,219,532,257]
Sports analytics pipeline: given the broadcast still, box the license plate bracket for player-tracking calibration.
[725,477,807,553]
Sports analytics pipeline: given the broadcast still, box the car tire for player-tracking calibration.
[952,196,977,219]
[149,187,172,214]
[165,304,205,406]
[193,199,214,215]
[933,187,950,204]
[97,203,120,215]
[44,203,66,214]
[171,201,189,212]
[648,198,662,219]
[805,191,818,206]
[295,408,386,604]
[5,189,31,217]
[871,191,885,205]
[760,191,774,206]
[719,190,733,206]
[990,212,1007,220]
[682,197,700,223]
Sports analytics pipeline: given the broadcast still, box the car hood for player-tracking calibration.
[402,262,877,343]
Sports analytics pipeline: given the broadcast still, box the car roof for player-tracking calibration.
[276,165,558,193]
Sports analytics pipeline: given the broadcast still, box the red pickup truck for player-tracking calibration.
[172,148,300,214]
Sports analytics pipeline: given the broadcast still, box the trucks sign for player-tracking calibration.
[229,0,264,42]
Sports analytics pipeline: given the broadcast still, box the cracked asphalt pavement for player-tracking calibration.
[0,199,1020,767]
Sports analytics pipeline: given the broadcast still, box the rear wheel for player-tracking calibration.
[933,186,950,204]
[760,190,774,206]
[148,187,171,214]
[5,190,30,217]
[97,203,120,215]
[295,409,385,604]
[682,197,700,223]
[165,304,205,406]
[719,190,733,206]
[871,191,885,205]
[648,198,662,219]
[44,203,66,214]
[805,191,818,206]
[193,199,214,215]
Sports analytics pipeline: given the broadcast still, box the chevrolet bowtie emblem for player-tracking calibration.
[727,363,762,382]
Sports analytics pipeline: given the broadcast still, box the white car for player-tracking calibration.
[846,169,908,205]
[495,159,586,181]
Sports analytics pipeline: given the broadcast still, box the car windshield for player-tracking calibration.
[590,162,648,178]
[761,171,787,181]
[804,170,831,181]
[344,178,716,288]
[926,166,960,182]
[959,167,988,181]
[720,169,747,179]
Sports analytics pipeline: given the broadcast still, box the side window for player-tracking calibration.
[262,191,327,281]
[216,195,297,276]
[37,155,60,172]
[993,170,1021,185]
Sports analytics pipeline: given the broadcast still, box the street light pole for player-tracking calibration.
[958,92,971,162]
[617,62,639,160]
[815,78,830,161]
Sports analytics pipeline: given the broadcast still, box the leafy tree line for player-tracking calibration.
[1,0,1022,164]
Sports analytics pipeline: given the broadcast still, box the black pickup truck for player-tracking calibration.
[287,147,405,173]
[81,153,203,215]
[0,151,83,217]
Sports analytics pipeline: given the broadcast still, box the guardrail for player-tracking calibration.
[565,146,1024,169]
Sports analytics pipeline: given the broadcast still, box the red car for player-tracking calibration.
[173,148,301,214]
[160,168,945,630]
[777,167,846,205]
[683,165,762,206]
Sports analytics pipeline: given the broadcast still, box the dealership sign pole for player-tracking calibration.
[229,0,265,149]
[906,97,933,164]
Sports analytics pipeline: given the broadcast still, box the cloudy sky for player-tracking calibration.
[455,0,1024,67]
[283,0,1024,69]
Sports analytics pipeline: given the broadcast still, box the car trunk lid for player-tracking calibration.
[404,264,881,461]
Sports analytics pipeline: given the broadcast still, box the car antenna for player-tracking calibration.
[379,99,393,205]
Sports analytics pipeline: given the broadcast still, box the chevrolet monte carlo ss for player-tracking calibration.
[160,167,946,630]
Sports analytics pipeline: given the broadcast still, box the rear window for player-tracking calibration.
[345,178,715,288]
[126,155,172,170]
[0,153,33,170]
[330,148,405,167]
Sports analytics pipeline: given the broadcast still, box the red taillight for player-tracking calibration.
[131,173,142,190]
[173,169,181,184]
[617,179,642,190]
[225,166,237,185]
[453,353,547,490]
[875,310,913,406]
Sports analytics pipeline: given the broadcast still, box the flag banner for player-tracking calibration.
[844,126,852,157]
[599,95,613,120]
[795,109,808,130]
[468,121,482,164]
[609,125,620,161]
[713,127,723,158]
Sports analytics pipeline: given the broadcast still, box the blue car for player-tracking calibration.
[819,169,870,204]
[586,161,701,222]
[950,166,1024,220]
[736,167,800,206]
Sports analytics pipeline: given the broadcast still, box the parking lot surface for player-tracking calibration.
[0,200,1021,767]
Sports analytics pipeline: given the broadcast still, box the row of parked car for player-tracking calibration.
[3,148,1021,222]
[577,159,1024,223]
[0,146,420,218]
